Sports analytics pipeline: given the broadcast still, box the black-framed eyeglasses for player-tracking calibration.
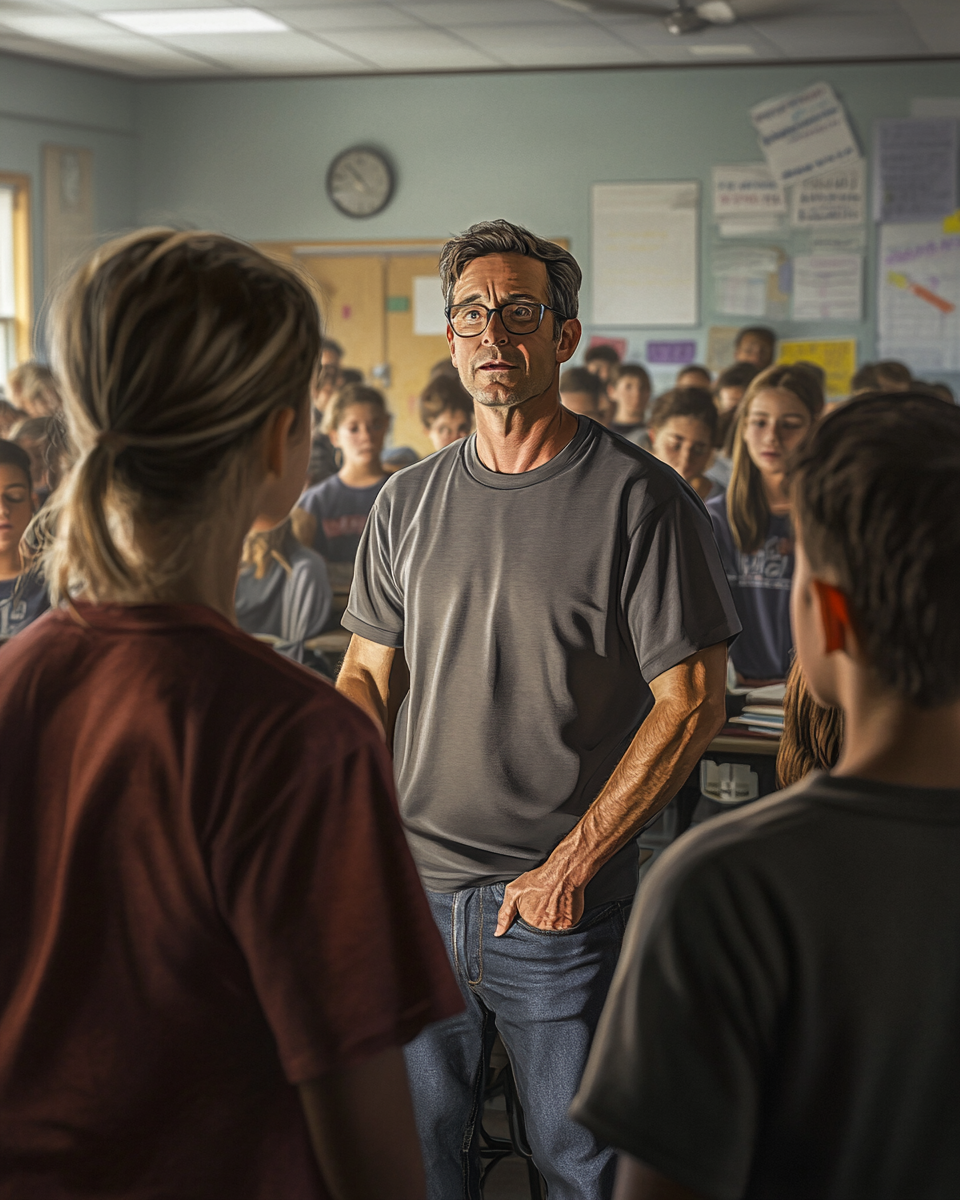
[446,301,567,338]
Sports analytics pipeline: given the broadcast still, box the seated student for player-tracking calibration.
[0,439,49,640]
[675,364,711,391]
[298,384,389,581]
[383,446,420,473]
[776,655,843,788]
[706,364,823,684]
[647,388,722,500]
[7,360,63,417]
[0,228,462,1199]
[607,362,653,448]
[583,342,620,383]
[0,398,27,438]
[306,363,340,486]
[419,374,474,451]
[926,380,955,404]
[733,324,776,372]
[851,359,912,394]
[708,361,759,490]
[559,365,607,424]
[235,513,332,663]
[319,335,344,370]
[12,414,67,507]
[339,367,364,387]
[573,392,960,1200]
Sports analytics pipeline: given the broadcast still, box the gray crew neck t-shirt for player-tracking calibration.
[573,772,960,1200]
[344,417,740,903]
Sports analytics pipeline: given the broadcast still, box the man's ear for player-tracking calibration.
[556,318,582,364]
[812,579,852,654]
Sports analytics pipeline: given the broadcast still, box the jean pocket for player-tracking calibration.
[514,900,622,937]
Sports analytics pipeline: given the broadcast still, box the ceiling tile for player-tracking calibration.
[759,12,927,56]
[897,0,960,53]
[157,28,372,68]
[455,20,648,65]
[400,1,581,26]
[318,25,502,67]
[267,4,420,30]
[0,11,127,37]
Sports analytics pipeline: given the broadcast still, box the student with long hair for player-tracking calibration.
[0,229,461,1200]
[776,656,844,788]
[706,364,823,684]
[0,438,49,639]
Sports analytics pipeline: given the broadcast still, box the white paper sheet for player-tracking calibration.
[873,118,958,224]
[718,216,784,238]
[792,254,862,321]
[911,97,960,118]
[592,182,699,326]
[713,163,786,223]
[712,244,781,318]
[751,81,860,187]
[791,162,865,228]
[878,222,960,371]
[413,275,448,336]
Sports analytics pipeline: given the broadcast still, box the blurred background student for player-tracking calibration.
[776,657,844,789]
[707,361,759,491]
[11,415,68,508]
[298,383,389,587]
[733,324,777,372]
[0,399,26,438]
[419,372,474,451]
[647,387,721,500]
[0,439,49,640]
[675,364,711,391]
[851,359,912,394]
[607,362,652,447]
[583,342,620,384]
[560,365,608,425]
[235,511,331,664]
[707,364,823,685]
[6,361,63,418]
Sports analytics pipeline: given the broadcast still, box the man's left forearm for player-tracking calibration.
[496,642,727,933]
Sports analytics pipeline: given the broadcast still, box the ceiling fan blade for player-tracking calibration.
[696,1,737,24]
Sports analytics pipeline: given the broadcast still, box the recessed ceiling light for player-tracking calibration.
[689,44,757,56]
[101,8,288,36]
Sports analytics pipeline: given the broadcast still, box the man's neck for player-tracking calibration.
[833,667,960,788]
[474,390,579,474]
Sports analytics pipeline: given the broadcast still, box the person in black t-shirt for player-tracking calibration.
[573,391,960,1200]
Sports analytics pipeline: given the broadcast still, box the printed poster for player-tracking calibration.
[779,338,857,398]
[751,82,860,188]
[878,221,960,371]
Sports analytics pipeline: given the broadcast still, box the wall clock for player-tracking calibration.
[326,146,394,218]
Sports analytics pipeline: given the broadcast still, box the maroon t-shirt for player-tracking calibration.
[0,603,462,1199]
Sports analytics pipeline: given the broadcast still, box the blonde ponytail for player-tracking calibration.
[43,229,321,602]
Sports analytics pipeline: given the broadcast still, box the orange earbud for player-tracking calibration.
[812,580,851,654]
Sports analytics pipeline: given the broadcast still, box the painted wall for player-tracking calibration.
[0,51,138,325]
[136,59,960,379]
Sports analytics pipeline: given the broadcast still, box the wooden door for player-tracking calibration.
[385,253,451,454]
[299,253,386,387]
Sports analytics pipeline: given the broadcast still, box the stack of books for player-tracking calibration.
[726,683,786,740]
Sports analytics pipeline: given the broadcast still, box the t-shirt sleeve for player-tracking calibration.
[624,491,741,682]
[341,489,405,647]
[297,487,331,558]
[570,838,783,1200]
[208,700,463,1083]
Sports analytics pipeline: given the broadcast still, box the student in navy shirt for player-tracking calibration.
[0,439,49,641]
[706,365,822,683]
[298,385,389,573]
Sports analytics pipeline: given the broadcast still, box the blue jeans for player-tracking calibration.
[405,882,631,1200]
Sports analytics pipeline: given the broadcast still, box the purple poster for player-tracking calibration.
[645,340,698,365]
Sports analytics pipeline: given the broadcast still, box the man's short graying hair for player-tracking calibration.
[439,220,581,329]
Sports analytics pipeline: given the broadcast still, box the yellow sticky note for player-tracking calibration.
[943,209,960,234]
[778,338,857,399]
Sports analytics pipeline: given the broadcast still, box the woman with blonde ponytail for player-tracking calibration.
[0,230,459,1200]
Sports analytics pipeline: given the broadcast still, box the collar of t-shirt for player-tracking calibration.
[464,414,593,491]
[805,770,960,824]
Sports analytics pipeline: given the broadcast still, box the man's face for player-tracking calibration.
[735,334,773,370]
[446,253,577,410]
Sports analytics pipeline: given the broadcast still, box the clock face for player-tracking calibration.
[326,147,394,218]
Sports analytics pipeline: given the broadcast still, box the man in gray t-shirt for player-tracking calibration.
[338,220,740,1200]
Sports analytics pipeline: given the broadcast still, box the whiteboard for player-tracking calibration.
[592,182,699,327]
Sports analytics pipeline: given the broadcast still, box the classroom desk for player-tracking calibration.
[708,733,780,757]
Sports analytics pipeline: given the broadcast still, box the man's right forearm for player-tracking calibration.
[337,635,406,742]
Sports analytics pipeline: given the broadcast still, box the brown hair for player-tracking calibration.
[323,384,390,434]
[726,364,824,554]
[240,516,307,581]
[583,344,620,367]
[792,391,960,707]
[776,658,844,788]
[419,375,473,427]
[43,229,321,603]
[648,387,717,437]
[7,361,63,417]
[609,362,651,390]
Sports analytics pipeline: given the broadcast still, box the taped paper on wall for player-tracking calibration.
[873,118,958,224]
[592,182,699,326]
[791,162,865,227]
[792,255,862,321]
[413,275,448,336]
[878,222,960,370]
[751,82,860,188]
[713,163,786,237]
[712,244,789,320]
[911,97,960,119]
[706,326,740,373]
[779,338,856,398]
